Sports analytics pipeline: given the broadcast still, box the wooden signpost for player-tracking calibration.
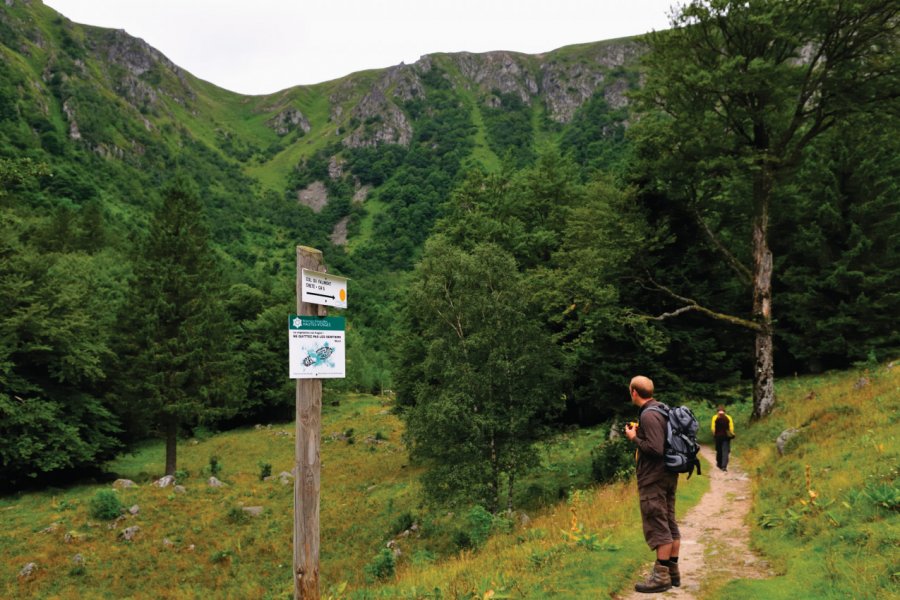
[291,246,348,600]
[294,246,324,600]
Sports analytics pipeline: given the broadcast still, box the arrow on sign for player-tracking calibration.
[309,292,334,300]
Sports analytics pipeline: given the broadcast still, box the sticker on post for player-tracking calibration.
[289,315,346,379]
[301,269,348,309]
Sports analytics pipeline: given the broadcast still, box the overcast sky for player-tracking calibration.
[43,0,677,96]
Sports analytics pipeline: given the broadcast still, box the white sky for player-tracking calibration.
[43,0,677,96]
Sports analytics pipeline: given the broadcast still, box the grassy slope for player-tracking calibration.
[718,363,899,600]
[0,391,707,599]
[6,365,894,598]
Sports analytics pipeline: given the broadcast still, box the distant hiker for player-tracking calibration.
[624,375,680,593]
[711,405,735,472]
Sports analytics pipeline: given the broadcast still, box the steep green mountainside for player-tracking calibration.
[0,0,648,483]
[4,2,643,343]
[1,0,640,254]
[1,1,643,364]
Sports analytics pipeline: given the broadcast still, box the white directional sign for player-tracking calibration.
[289,315,346,379]
[301,269,348,309]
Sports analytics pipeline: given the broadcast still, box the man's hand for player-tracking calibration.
[625,422,638,441]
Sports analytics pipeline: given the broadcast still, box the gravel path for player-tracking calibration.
[615,445,772,599]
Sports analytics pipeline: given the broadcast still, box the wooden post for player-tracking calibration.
[295,246,324,599]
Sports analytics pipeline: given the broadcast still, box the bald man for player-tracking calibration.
[624,375,680,593]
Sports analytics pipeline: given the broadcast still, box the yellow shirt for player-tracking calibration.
[711,413,734,437]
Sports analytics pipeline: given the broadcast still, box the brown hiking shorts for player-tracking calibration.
[638,474,680,550]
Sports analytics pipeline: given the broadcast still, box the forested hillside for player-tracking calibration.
[1,0,898,494]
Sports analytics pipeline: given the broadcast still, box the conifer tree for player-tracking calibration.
[116,178,245,475]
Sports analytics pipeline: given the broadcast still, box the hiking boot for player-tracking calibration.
[669,562,680,587]
[634,563,672,593]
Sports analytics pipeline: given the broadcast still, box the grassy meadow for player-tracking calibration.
[721,362,899,600]
[2,364,897,598]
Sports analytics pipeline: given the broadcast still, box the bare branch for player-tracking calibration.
[690,205,753,284]
[646,277,762,332]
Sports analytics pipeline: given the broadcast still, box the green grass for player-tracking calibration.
[346,195,387,254]
[723,364,899,600]
[0,393,707,599]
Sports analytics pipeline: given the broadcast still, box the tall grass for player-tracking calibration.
[5,365,890,598]
[724,363,899,599]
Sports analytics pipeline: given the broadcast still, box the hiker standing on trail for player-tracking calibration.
[624,375,680,593]
[711,405,735,472]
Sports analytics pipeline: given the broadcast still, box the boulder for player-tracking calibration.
[776,428,801,456]
[40,521,60,534]
[153,475,176,488]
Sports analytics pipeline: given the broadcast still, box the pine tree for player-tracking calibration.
[115,178,245,475]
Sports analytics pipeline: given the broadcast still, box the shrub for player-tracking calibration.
[209,455,222,476]
[590,436,635,484]
[364,548,395,581]
[226,506,248,524]
[390,511,415,536]
[258,462,272,481]
[89,490,123,521]
[452,529,473,551]
[465,505,494,548]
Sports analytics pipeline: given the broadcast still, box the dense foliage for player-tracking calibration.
[630,0,900,417]
[113,179,246,475]
[0,0,897,492]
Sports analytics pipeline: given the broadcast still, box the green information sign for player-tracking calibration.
[288,315,346,379]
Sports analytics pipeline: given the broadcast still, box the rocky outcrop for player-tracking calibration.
[339,64,421,148]
[328,156,344,179]
[99,29,177,78]
[353,184,371,204]
[319,41,643,152]
[89,28,194,107]
[330,216,350,246]
[343,96,412,148]
[268,108,311,136]
[115,74,160,108]
[538,41,644,123]
[298,181,328,213]
[452,51,539,104]
[62,99,81,140]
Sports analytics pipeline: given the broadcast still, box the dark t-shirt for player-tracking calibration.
[635,399,672,488]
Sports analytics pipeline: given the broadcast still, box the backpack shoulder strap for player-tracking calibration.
[644,403,670,417]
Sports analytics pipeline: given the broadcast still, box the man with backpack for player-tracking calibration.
[624,375,681,593]
[711,405,735,471]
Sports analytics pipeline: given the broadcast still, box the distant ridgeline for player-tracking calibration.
[1,0,897,485]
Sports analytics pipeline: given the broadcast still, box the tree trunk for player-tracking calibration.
[164,415,177,476]
[751,170,776,420]
[488,435,499,514]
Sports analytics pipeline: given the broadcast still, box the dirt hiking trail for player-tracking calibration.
[615,445,773,599]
